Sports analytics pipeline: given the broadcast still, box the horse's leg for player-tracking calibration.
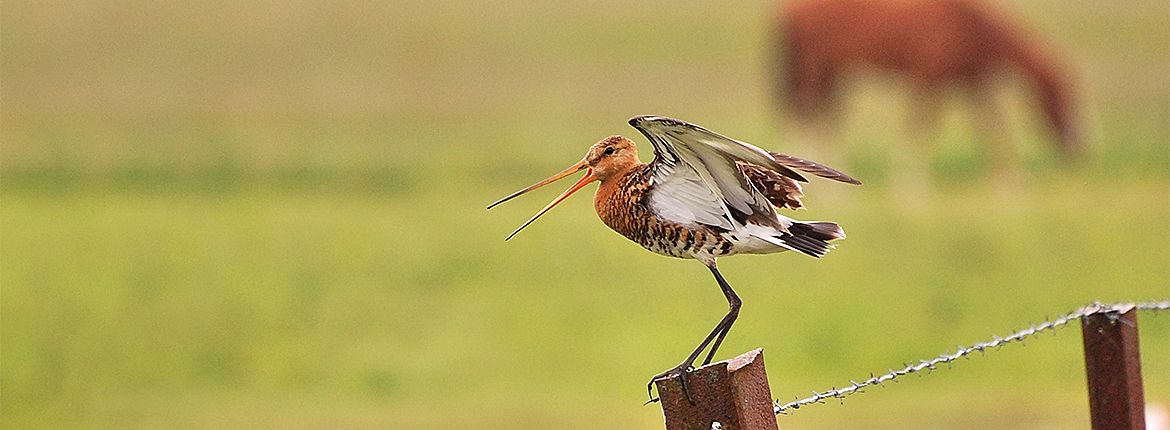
[972,80,1024,189]
[896,83,941,205]
[799,64,843,170]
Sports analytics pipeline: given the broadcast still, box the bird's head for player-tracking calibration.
[487,135,640,240]
[584,135,639,181]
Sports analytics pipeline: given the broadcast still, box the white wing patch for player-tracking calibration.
[647,161,734,230]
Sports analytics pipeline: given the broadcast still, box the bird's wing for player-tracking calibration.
[642,156,737,230]
[738,161,805,210]
[629,115,799,229]
[768,152,862,185]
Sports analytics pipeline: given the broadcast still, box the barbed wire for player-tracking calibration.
[773,300,1170,416]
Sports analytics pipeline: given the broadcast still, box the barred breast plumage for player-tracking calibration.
[593,163,736,261]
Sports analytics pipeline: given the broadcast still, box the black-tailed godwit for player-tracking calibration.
[488,115,860,401]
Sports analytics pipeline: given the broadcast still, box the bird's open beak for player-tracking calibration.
[487,159,596,240]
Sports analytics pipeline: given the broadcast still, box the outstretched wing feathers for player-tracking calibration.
[633,117,807,180]
[629,115,858,232]
[769,152,862,185]
[631,116,785,230]
[667,133,763,215]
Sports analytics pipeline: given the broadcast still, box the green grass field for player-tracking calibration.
[3,1,1168,428]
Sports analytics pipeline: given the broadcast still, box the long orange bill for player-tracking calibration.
[486,160,595,240]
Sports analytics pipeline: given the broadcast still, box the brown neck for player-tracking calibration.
[593,162,649,227]
[595,162,644,197]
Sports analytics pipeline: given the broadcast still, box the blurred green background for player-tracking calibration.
[2,0,1167,428]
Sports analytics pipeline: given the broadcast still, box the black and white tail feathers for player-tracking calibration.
[782,221,845,258]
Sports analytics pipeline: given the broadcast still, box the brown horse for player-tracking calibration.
[776,0,1079,181]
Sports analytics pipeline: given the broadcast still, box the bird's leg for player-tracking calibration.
[701,266,740,366]
[646,318,729,404]
[646,263,741,404]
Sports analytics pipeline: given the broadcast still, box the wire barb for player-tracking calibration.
[773,301,1170,416]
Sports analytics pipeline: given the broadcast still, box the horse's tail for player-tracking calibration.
[973,2,1080,157]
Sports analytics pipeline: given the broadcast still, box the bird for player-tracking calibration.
[488,115,860,402]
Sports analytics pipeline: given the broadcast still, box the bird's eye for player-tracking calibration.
[603,147,615,155]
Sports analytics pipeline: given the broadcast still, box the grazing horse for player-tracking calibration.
[776,0,1079,183]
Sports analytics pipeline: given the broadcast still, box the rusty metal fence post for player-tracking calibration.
[1081,305,1146,430]
[656,349,779,430]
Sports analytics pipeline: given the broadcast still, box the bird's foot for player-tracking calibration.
[644,363,695,405]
